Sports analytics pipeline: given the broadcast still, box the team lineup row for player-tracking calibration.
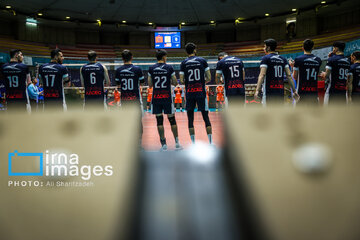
[1,40,360,149]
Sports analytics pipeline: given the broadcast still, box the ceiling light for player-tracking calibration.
[321,1,326,3]
[181,22,185,25]
[65,16,70,19]
[265,13,270,16]
[122,20,126,23]
[292,8,297,12]
[210,20,215,24]
[148,22,153,25]
[5,5,11,9]
[38,13,43,16]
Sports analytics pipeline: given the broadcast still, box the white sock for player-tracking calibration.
[190,135,195,143]
[175,137,179,143]
[208,134,212,144]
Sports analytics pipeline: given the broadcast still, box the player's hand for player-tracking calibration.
[293,91,300,102]
[289,59,295,68]
[254,90,259,99]
[319,71,326,81]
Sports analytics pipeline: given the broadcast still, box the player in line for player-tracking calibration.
[0,49,31,111]
[321,41,351,104]
[180,42,212,144]
[115,49,145,148]
[347,51,360,103]
[80,50,110,110]
[38,49,71,111]
[215,52,246,106]
[254,39,299,106]
[148,49,182,151]
[292,39,322,106]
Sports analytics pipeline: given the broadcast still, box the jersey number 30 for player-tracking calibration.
[122,78,134,90]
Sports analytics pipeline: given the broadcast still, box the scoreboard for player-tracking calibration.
[154,32,181,49]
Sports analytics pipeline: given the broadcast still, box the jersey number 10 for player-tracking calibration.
[274,66,283,78]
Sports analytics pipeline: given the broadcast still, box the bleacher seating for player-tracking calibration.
[0,36,50,56]
[0,26,359,60]
[279,26,360,53]
[52,44,116,59]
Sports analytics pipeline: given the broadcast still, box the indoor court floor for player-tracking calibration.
[142,111,224,151]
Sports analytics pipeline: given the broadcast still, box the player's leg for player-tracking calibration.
[156,113,167,151]
[187,110,195,143]
[167,113,182,150]
[197,97,213,144]
[201,110,213,144]
[186,98,196,143]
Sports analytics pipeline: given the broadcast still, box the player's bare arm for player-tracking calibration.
[103,65,111,87]
[243,68,245,84]
[179,72,184,84]
[171,74,178,86]
[347,74,353,102]
[26,73,31,86]
[215,73,222,84]
[255,67,266,99]
[285,67,299,99]
[205,69,211,84]
[80,66,84,87]
[148,75,153,88]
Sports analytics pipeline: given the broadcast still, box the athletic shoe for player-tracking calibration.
[175,142,183,150]
[160,144,168,151]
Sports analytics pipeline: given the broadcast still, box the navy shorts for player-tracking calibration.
[186,97,209,111]
[152,102,174,115]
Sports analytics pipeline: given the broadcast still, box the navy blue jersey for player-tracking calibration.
[0,62,29,101]
[39,62,69,101]
[148,63,175,104]
[81,62,105,100]
[349,63,360,94]
[325,54,351,93]
[294,54,322,94]
[115,64,144,101]
[216,56,245,96]
[180,56,209,99]
[260,53,289,95]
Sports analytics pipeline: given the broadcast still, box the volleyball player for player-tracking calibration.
[293,39,322,105]
[80,50,110,109]
[254,39,299,106]
[0,49,31,111]
[148,49,182,151]
[321,41,351,104]
[180,42,212,144]
[115,50,144,108]
[215,52,246,105]
[347,51,360,103]
[38,49,70,111]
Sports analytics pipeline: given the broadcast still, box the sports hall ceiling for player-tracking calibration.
[0,0,351,26]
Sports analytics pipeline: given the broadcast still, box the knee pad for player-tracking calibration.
[187,110,194,128]
[156,115,164,126]
[168,115,177,126]
[201,111,211,127]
